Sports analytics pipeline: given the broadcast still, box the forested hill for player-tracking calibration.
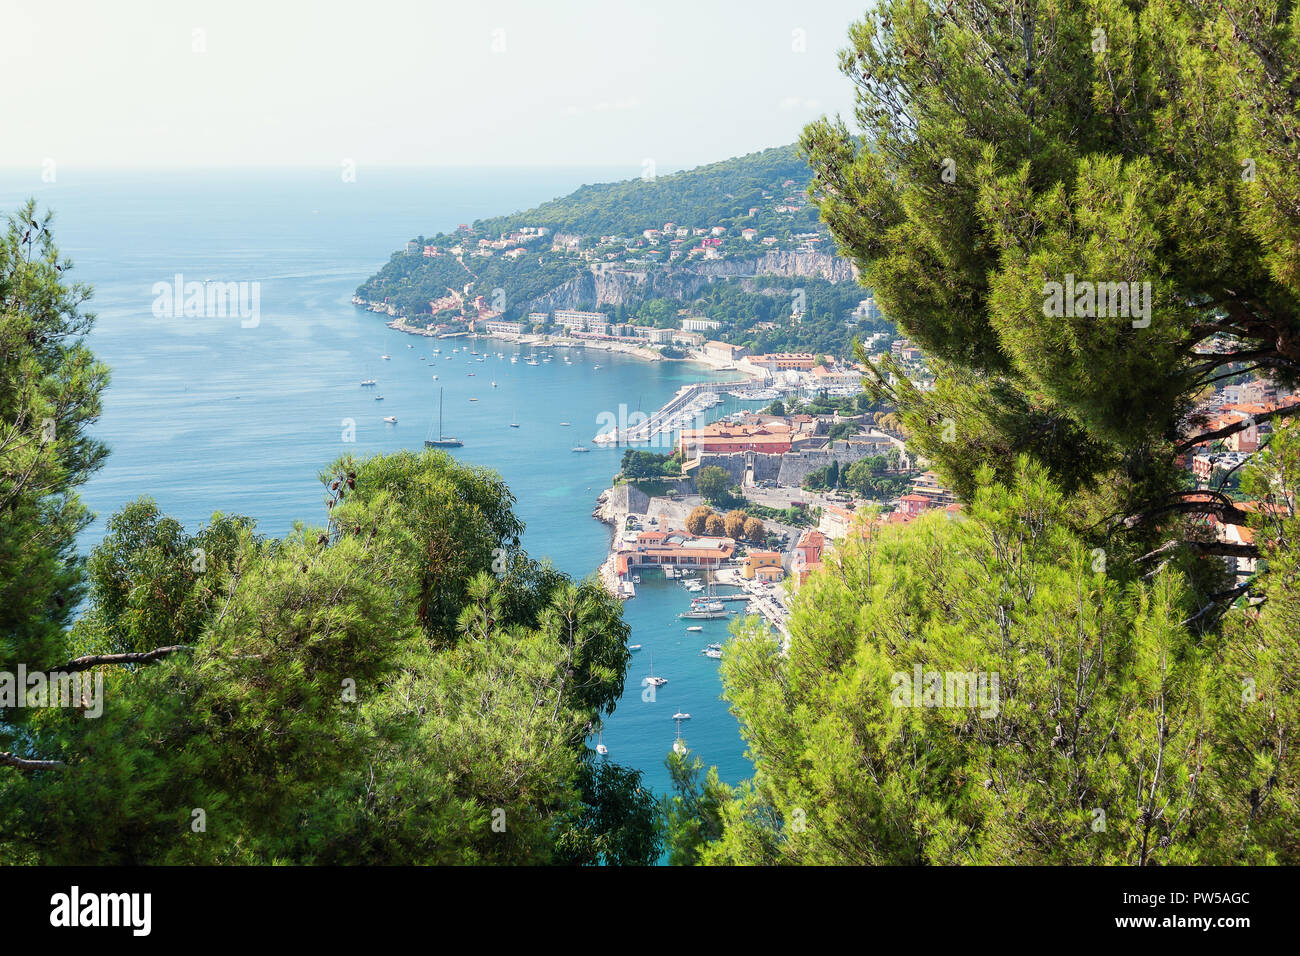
[352,143,883,359]
[473,144,817,238]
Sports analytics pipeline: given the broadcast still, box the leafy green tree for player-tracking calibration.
[695,465,732,505]
[1,202,110,768]
[709,462,1239,864]
[801,0,1300,606]
[660,749,731,866]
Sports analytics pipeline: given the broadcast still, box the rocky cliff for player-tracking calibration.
[524,251,857,313]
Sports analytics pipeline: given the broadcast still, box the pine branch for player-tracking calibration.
[1138,539,1259,562]
[52,644,193,674]
[0,752,64,771]
[1175,403,1300,453]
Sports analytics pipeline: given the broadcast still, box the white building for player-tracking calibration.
[681,317,720,332]
[555,309,608,331]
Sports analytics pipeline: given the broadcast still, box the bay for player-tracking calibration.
[0,165,760,805]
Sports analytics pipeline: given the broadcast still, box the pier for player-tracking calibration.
[592,381,734,445]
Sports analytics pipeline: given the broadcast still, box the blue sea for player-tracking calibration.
[0,166,761,810]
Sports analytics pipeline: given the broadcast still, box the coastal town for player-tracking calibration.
[582,335,1299,648]
[354,279,1300,652]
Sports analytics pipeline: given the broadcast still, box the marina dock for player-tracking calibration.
[592,381,734,445]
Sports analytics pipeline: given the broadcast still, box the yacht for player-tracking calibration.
[381,354,391,360]
[424,387,463,448]
[571,446,590,453]
[360,378,377,387]
[704,648,723,659]
[680,604,728,620]
[644,652,667,688]
[672,712,691,721]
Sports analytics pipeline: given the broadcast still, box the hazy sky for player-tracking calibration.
[2,0,869,170]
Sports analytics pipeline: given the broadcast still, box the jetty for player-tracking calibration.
[592,381,733,445]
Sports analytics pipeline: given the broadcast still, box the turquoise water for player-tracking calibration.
[0,166,760,802]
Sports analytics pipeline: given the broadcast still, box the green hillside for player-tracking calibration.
[479,144,817,237]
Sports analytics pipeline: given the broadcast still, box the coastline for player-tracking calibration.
[365,306,767,380]
[591,480,792,642]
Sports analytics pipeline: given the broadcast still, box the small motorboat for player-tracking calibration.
[628,644,642,651]
[382,415,397,424]
[686,625,703,632]
[381,354,391,360]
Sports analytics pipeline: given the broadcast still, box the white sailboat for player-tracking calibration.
[596,732,608,757]
[645,651,667,688]
[672,718,687,755]
[424,387,463,448]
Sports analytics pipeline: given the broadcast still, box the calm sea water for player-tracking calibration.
[0,166,760,808]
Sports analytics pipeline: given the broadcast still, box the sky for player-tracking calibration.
[2,0,869,171]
